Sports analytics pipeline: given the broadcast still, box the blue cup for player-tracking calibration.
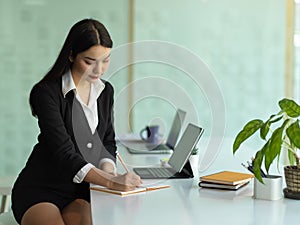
[139,125,159,144]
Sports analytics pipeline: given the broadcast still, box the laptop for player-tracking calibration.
[133,123,204,179]
[126,109,186,154]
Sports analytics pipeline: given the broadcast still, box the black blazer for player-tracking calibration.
[13,77,116,194]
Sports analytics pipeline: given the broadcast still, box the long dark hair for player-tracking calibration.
[42,18,113,81]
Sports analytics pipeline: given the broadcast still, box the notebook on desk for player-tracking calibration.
[133,123,204,179]
[126,109,186,154]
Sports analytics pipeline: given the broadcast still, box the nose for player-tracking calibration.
[92,62,103,74]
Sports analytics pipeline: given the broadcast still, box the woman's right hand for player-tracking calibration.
[108,172,142,192]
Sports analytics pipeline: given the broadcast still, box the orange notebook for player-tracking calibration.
[199,171,254,185]
[90,185,170,196]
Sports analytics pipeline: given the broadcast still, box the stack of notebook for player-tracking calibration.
[199,171,254,191]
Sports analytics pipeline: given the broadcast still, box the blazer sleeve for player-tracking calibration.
[30,82,87,179]
[100,82,117,162]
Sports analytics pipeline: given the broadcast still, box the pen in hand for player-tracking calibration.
[116,152,143,189]
[116,152,129,173]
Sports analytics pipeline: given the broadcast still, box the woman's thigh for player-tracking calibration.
[62,199,92,225]
[21,202,65,225]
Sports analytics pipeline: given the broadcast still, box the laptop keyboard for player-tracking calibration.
[148,168,174,178]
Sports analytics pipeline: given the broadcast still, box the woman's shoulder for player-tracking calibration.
[29,78,63,117]
[31,78,61,94]
[30,78,62,101]
[101,79,114,92]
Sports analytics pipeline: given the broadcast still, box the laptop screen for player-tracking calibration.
[168,123,203,172]
[166,109,186,148]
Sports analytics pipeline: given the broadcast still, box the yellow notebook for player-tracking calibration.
[90,185,170,196]
[200,171,254,185]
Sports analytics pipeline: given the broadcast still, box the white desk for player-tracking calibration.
[91,141,300,225]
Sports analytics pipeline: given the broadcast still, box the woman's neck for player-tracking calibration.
[72,72,91,105]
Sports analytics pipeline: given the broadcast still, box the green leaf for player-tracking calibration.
[269,115,283,123]
[279,98,300,118]
[233,119,264,154]
[260,121,270,140]
[253,150,264,183]
[288,149,296,165]
[264,126,283,173]
[260,114,283,140]
[286,120,300,149]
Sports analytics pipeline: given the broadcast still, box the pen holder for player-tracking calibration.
[253,175,283,201]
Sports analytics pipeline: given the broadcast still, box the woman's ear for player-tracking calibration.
[69,51,74,62]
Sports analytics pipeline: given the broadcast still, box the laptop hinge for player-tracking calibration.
[180,161,194,178]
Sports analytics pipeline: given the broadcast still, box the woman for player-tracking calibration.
[11,18,142,225]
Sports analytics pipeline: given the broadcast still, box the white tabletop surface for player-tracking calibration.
[91,139,300,225]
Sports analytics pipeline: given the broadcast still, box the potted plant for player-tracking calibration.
[191,147,199,156]
[232,98,300,199]
[189,147,199,175]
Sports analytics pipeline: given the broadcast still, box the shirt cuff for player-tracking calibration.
[98,158,117,174]
[73,163,95,183]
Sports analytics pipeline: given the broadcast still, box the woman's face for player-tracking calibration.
[70,45,111,85]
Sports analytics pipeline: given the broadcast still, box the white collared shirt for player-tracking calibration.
[62,71,116,183]
[62,70,105,134]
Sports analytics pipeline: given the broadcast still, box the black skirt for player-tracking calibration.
[11,179,90,224]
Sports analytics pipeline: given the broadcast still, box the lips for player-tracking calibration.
[89,75,99,79]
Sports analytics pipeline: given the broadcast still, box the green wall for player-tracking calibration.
[0,0,286,176]
[0,0,130,176]
[130,0,285,136]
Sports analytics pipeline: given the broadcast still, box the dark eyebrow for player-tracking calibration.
[84,54,111,61]
[84,57,96,61]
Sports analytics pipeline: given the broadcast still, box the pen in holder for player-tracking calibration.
[241,160,267,178]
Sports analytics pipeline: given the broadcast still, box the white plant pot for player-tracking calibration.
[253,175,283,201]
